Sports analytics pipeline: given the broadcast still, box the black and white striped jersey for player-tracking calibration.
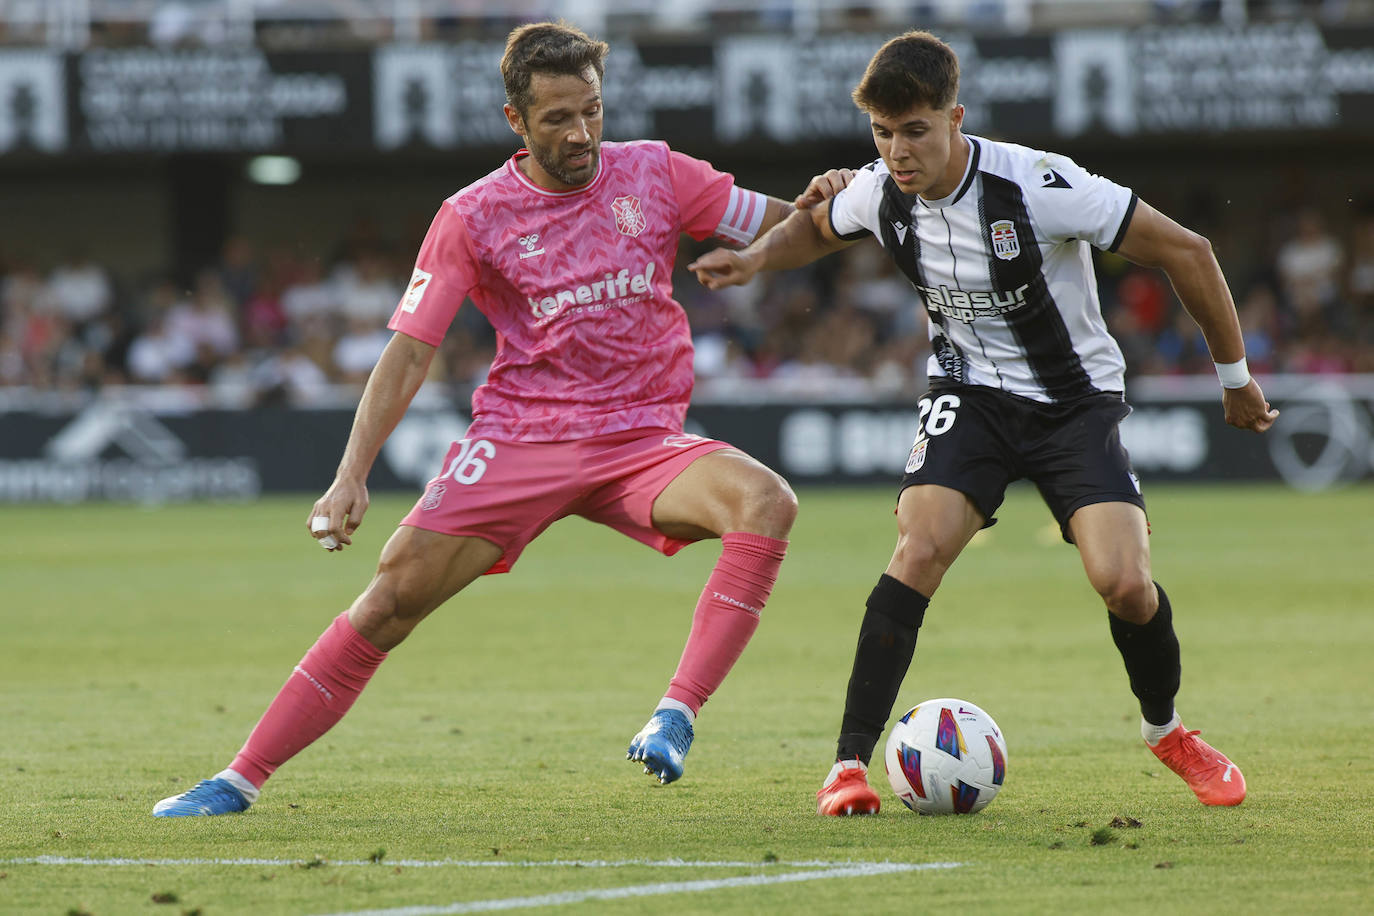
[828,134,1138,404]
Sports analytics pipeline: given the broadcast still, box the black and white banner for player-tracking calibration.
[2,23,1373,156]
[0,375,1370,503]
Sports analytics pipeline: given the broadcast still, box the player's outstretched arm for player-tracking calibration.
[1113,200,1279,433]
[309,331,438,550]
[690,199,853,290]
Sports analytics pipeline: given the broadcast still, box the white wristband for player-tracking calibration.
[1214,358,1251,389]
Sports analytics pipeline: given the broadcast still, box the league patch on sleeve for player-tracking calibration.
[401,268,433,313]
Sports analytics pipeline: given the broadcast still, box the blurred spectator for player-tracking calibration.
[281,257,335,320]
[1347,209,1374,340]
[165,269,240,381]
[45,248,114,330]
[1276,207,1344,332]
[217,236,259,307]
[334,248,401,323]
[1236,282,1281,374]
[331,315,390,382]
[127,310,195,383]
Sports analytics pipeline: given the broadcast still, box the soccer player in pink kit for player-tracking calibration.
[154,21,847,817]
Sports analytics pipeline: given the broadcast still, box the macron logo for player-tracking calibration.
[527,261,655,319]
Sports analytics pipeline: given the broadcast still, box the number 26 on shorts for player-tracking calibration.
[907,394,961,472]
[439,438,496,485]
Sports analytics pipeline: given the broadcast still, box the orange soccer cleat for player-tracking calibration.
[1148,724,1246,806]
[816,757,882,816]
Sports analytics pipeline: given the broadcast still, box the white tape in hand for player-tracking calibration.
[312,515,338,549]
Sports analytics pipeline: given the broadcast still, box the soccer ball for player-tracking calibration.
[884,698,1008,815]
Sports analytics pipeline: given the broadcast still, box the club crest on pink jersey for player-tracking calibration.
[612,195,647,237]
[420,481,446,510]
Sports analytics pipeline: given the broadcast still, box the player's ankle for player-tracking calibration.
[214,768,261,804]
[1141,711,1181,746]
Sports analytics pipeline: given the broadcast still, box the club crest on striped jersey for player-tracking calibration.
[612,195,647,237]
[989,219,1020,260]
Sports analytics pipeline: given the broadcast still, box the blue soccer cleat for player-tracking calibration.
[627,708,694,784]
[152,778,251,817]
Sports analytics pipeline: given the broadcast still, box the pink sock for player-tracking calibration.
[229,612,387,788]
[665,532,787,714]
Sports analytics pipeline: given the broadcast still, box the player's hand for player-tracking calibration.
[1222,379,1279,433]
[308,477,369,552]
[795,168,855,209]
[688,248,758,290]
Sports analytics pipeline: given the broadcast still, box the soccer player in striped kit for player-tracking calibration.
[154,21,851,817]
[691,30,1278,815]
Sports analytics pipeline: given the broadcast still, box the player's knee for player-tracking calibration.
[890,532,956,585]
[348,561,435,648]
[736,473,797,537]
[1099,573,1158,624]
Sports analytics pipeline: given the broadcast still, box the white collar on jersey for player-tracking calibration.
[507,148,606,198]
[916,135,980,210]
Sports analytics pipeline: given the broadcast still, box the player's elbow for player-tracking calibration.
[1151,226,1214,275]
[1179,227,1214,261]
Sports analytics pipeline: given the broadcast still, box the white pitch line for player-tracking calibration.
[0,856,956,870]
[317,862,960,916]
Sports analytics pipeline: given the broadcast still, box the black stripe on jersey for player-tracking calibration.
[879,177,969,382]
[1107,192,1139,253]
[978,171,1095,400]
[950,137,982,205]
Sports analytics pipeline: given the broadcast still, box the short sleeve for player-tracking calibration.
[1025,154,1136,252]
[387,202,479,346]
[667,149,741,242]
[827,163,883,242]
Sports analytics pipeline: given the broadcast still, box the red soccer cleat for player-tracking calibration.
[1148,724,1246,806]
[817,757,882,816]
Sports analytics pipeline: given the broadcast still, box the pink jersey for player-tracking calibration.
[389,140,767,441]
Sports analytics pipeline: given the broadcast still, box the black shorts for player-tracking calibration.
[899,383,1145,543]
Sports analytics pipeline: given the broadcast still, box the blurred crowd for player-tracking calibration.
[3,201,1372,406]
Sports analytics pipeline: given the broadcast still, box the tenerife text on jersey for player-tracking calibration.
[527,262,656,320]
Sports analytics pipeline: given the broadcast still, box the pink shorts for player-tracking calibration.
[401,428,732,574]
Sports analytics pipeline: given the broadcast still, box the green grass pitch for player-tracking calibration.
[1,483,1371,914]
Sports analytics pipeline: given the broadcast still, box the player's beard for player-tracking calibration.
[528,138,599,188]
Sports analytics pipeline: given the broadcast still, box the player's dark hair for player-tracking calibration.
[852,30,959,117]
[501,21,609,120]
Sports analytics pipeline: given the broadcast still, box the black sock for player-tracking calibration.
[835,574,929,766]
[1109,581,1181,727]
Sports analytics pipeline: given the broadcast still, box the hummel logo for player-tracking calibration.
[892,220,908,245]
[1221,762,1235,783]
[518,233,545,259]
[1040,169,1072,189]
